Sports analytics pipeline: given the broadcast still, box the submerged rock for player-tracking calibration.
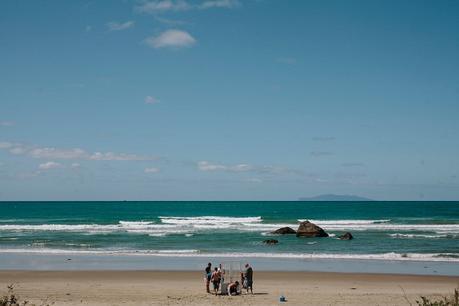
[296,221,328,237]
[339,232,353,240]
[271,227,296,235]
[263,239,279,245]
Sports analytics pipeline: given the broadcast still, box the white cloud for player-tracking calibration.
[106,21,135,31]
[144,167,160,173]
[89,152,156,161]
[0,142,13,149]
[198,161,228,171]
[0,121,14,127]
[154,16,188,26]
[9,147,27,155]
[134,0,240,13]
[71,163,81,168]
[197,160,302,176]
[145,96,160,104]
[38,161,62,170]
[231,164,254,172]
[197,161,254,172]
[199,0,240,9]
[29,147,88,159]
[144,29,196,49]
[0,142,158,161]
[135,0,191,13]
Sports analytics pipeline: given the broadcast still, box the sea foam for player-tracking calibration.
[0,248,457,262]
[1,217,458,236]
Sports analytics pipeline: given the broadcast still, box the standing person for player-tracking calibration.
[218,263,225,291]
[244,263,253,294]
[204,262,212,293]
[210,267,221,296]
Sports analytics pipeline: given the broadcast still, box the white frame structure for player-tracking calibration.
[219,261,242,295]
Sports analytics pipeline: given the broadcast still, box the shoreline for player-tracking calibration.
[1,270,458,305]
[2,269,459,279]
[1,253,459,276]
[1,248,458,262]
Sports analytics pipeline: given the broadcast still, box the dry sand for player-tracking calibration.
[1,270,458,306]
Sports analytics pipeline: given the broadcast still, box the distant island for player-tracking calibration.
[298,194,374,201]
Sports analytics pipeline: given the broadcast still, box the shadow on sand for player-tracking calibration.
[250,293,269,296]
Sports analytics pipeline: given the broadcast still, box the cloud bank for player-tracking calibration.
[0,142,158,161]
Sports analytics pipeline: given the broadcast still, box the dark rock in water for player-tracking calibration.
[296,221,329,237]
[339,232,353,240]
[272,227,296,235]
[263,239,279,245]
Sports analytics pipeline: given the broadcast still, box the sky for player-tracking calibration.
[0,0,458,201]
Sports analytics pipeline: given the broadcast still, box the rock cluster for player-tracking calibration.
[263,239,279,245]
[339,232,353,240]
[271,227,296,235]
[265,221,353,245]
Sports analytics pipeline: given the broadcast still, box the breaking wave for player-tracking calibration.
[303,219,391,225]
[0,248,457,262]
[0,217,458,235]
[159,216,262,225]
[389,233,458,239]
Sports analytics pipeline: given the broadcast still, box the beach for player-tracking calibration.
[1,270,458,306]
[1,201,458,305]
[3,0,459,304]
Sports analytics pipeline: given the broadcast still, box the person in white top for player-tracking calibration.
[218,263,225,291]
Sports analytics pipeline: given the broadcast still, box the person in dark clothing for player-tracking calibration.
[244,263,253,294]
[227,281,240,296]
[204,262,212,293]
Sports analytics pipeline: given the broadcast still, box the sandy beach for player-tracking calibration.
[1,270,458,306]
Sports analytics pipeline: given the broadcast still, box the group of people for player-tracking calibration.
[204,262,253,296]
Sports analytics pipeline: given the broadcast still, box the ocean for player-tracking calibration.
[0,201,458,264]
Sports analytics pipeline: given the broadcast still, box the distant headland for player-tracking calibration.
[298,194,374,201]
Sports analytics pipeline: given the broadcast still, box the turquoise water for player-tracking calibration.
[0,201,458,262]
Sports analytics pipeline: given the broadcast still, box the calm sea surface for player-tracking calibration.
[0,201,458,262]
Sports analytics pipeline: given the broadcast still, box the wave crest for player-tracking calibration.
[0,249,457,262]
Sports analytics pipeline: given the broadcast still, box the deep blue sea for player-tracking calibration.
[0,201,458,262]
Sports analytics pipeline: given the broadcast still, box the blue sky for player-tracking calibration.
[1,0,458,201]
